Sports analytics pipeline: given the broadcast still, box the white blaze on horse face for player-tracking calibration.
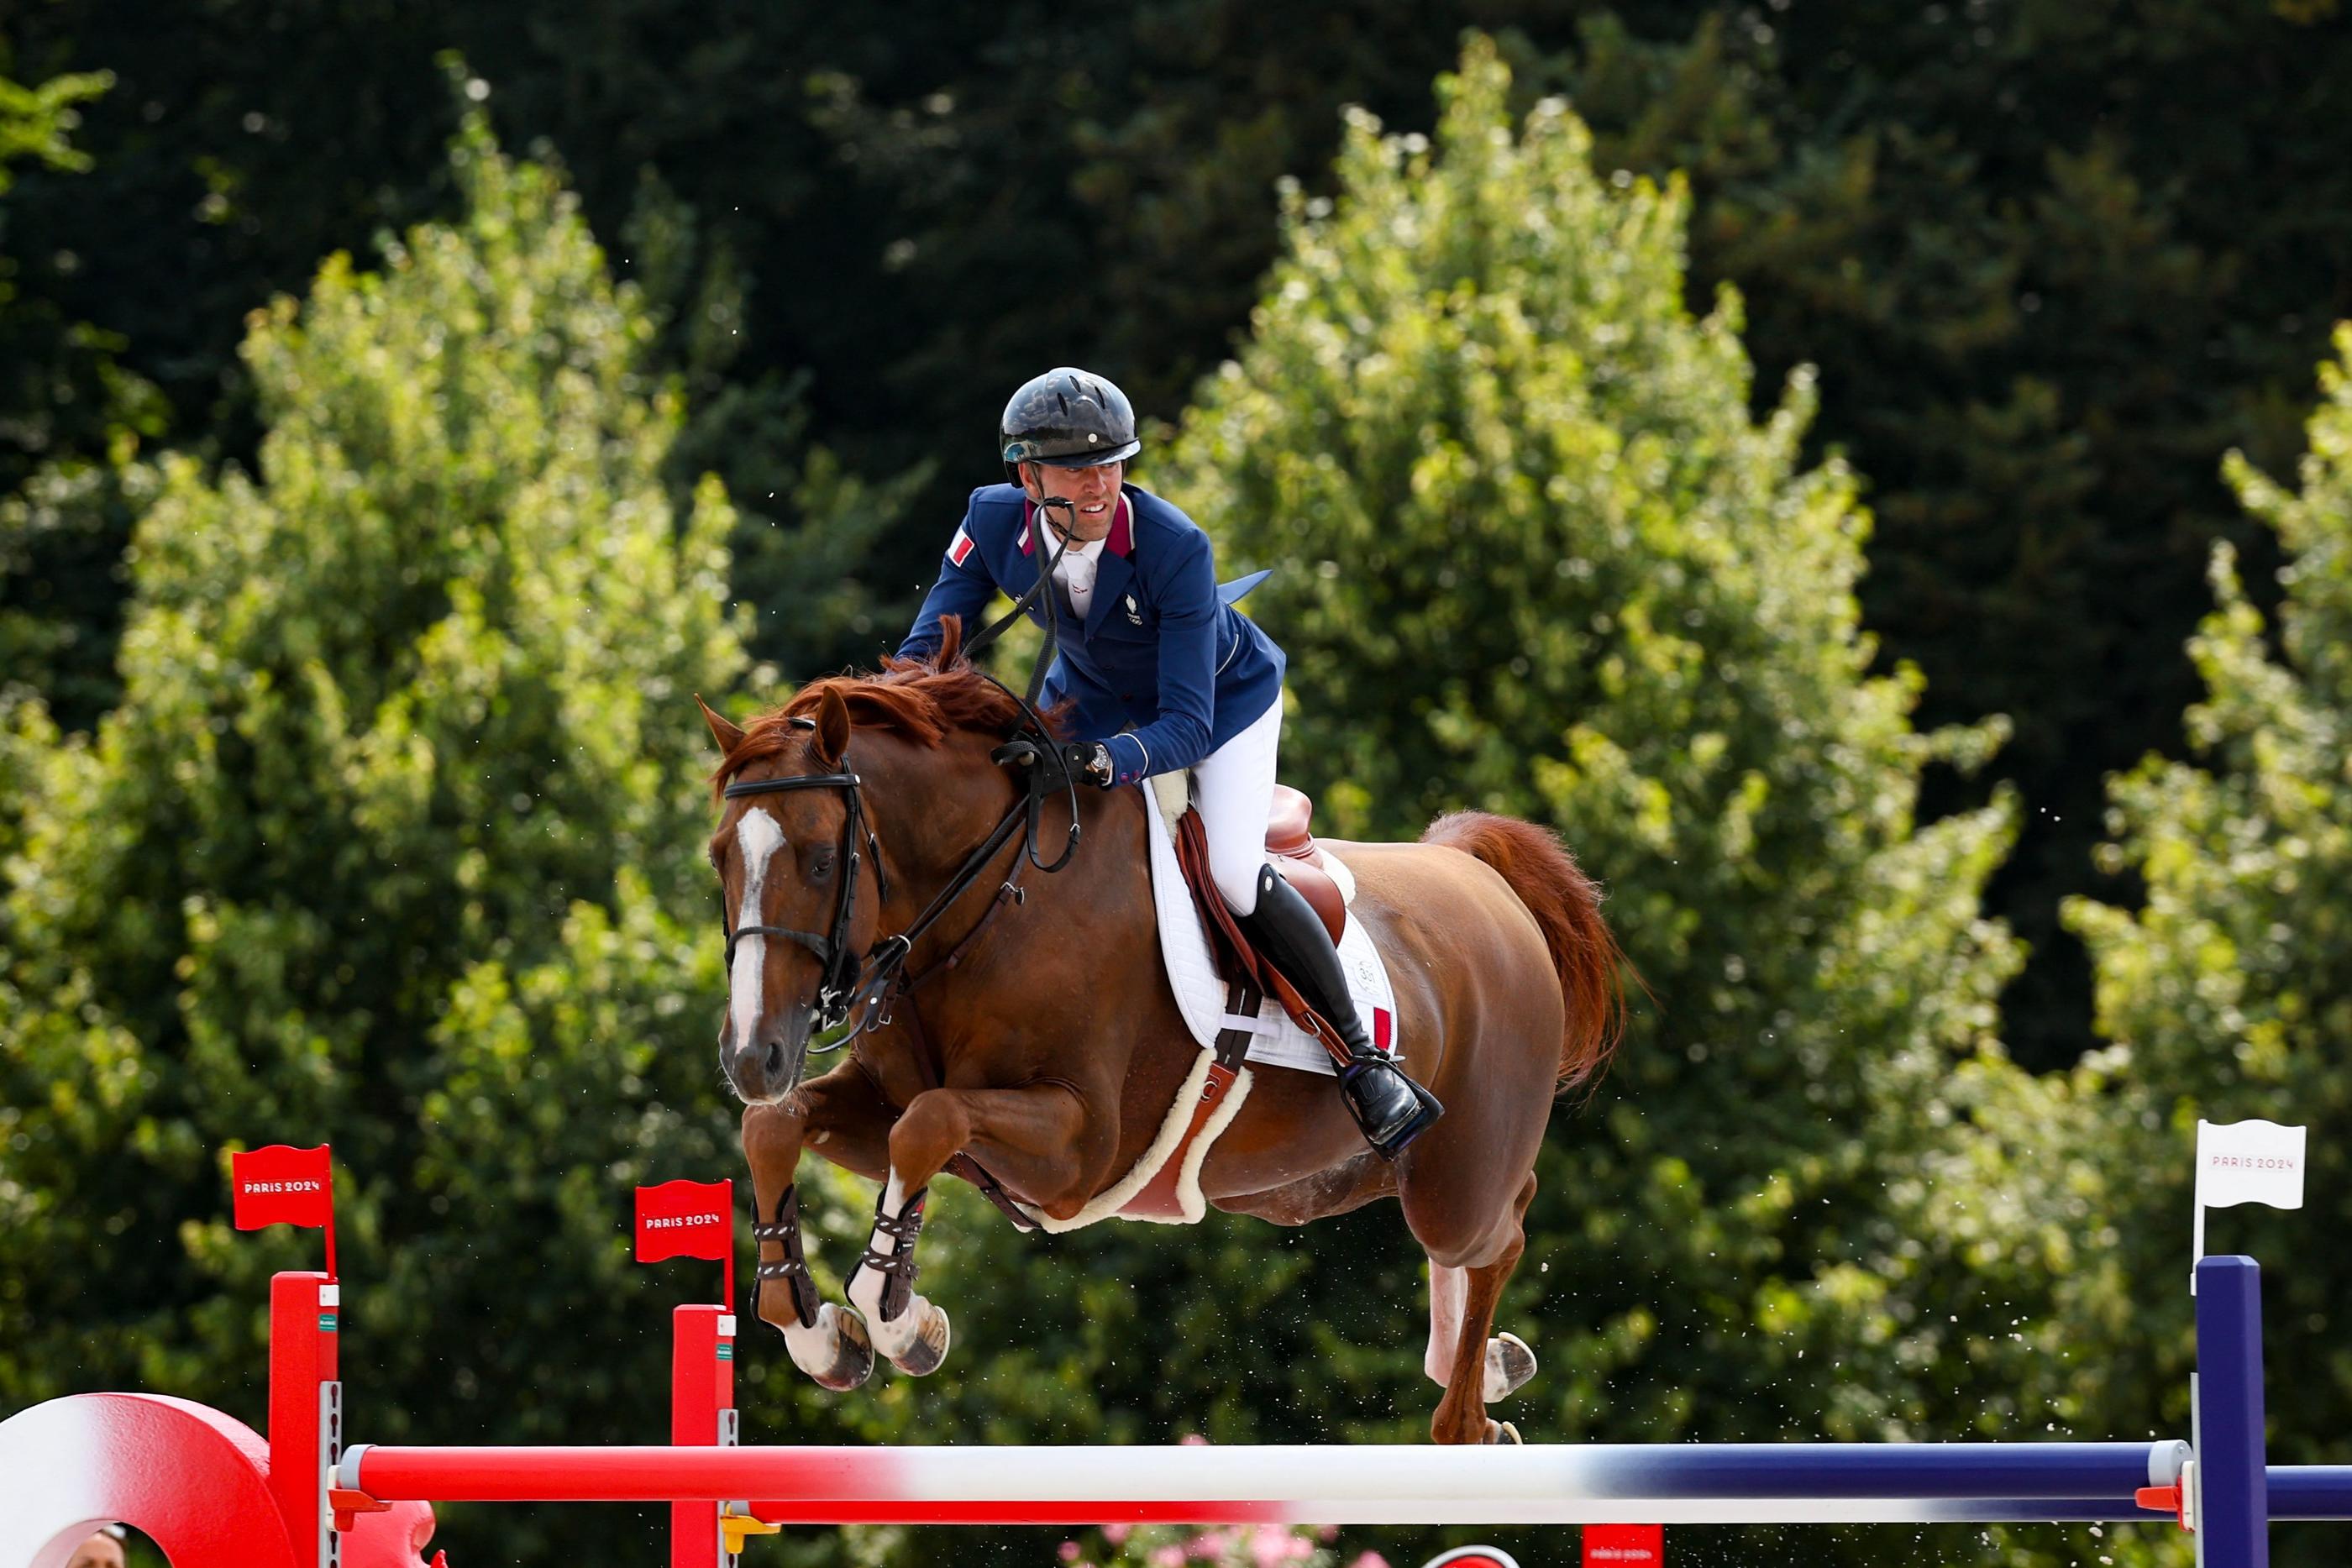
[729,806,787,1054]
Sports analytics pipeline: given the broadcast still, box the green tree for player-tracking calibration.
[1152,35,2056,1556]
[0,104,769,1563]
[0,47,164,726]
[2036,325,2352,1568]
[18,6,2352,1020]
[3,13,896,721]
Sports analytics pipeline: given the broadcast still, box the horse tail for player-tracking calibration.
[1420,810,1628,1092]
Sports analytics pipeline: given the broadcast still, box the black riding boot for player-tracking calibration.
[1237,865,1442,1158]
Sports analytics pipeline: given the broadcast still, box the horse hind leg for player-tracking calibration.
[1424,1245,1527,1444]
[1413,1167,1541,1445]
[1425,1263,1540,1403]
[1425,1263,1465,1387]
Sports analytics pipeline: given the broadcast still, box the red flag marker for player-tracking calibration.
[636,1178,735,1307]
[1583,1524,1663,1565]
[231,1143,338,1278]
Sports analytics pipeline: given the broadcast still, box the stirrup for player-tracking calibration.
[1341,1056,1443,1159]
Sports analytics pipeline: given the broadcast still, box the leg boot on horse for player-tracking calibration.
[740,1067,897,1391]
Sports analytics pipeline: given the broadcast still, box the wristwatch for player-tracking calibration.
[1063,741,1116,788]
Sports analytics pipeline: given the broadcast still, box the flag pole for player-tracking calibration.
[323,1143,339,1281]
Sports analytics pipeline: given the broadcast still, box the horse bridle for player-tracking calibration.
[720,740,888,1034]
[718,494,1092,1044]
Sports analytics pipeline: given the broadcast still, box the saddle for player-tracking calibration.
[1112,784,1352,1225]
[1264,785,1348,943]
[1167,783,1351,1062]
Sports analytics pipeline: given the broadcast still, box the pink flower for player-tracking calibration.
[1347,1554,1389,1568]
[1059,1544,1083,1563]
[1150,1547,1185,1568]
[1317,1528,1339,1544]
[1180,1434,1210,1446]
[1284,1538,1315,1560]
[1104,1524,1132,1546]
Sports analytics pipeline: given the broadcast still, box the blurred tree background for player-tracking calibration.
[9,0,2350,1064]
[4,4,2348,1565]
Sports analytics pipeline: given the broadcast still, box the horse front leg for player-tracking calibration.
[741,1059,895,1391]
[845,1082,1089,1376]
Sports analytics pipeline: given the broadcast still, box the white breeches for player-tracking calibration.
[1192,695,1283,915]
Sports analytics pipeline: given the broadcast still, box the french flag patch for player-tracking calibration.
[1373,1006,1394,1053]
[948,524,976,567]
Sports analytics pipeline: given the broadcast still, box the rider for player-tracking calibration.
[898,367,1442,1158]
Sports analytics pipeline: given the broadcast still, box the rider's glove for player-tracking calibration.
[1059,741,1116,789]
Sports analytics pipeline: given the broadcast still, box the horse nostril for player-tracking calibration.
[761,1036,787,1082]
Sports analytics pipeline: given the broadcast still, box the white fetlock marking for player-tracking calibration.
[783,1301,848,1380]
[848,1172,935,1362]
[1425,1263,1467,1387]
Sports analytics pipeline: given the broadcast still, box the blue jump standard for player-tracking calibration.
[2199,1255,2270,1567]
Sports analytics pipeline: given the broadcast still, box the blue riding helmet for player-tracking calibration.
[1000,367,1140,480]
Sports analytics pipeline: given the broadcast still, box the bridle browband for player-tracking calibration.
[720,495,1091,1047]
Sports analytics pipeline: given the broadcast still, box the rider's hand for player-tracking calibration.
[1059,741,1116,789]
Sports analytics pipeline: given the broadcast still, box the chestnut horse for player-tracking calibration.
[702,627,1623,1445]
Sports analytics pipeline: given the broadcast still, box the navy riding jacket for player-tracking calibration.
[898,483,1284,784]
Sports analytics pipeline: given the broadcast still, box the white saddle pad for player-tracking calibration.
[1140,780,1399,1075]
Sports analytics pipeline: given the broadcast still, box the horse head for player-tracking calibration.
[699,621,1043,1104]
[701,684,879,1104]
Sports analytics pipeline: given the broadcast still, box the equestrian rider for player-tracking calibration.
[898,367,1442,1157]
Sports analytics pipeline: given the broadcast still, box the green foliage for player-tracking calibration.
[2039,325,2352,1565]
[1160,30,2029,1482]
[0,106,755,1563]
[0,55,112,192]
[15,6,2352,1061]
[0,50,164,722]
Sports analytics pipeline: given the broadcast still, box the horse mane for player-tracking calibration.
[711,616,1062,795]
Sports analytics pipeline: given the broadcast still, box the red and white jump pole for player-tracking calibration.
[6,1142,2350,1568]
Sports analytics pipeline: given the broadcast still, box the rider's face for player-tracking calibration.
[1021,459,1125,543]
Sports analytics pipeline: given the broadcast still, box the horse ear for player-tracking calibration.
[812,687,852,766]
[696,695,746,757]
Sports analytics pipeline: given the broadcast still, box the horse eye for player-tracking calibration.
[807,846,837,884]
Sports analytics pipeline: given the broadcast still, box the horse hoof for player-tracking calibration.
[1483,1419,1522,1445]
[1483,1332,1537,1403]
[806,1303,875,1392]
[889,1303,952,1377]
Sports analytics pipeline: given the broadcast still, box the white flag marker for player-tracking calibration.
[2192,1118,2307,1290]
